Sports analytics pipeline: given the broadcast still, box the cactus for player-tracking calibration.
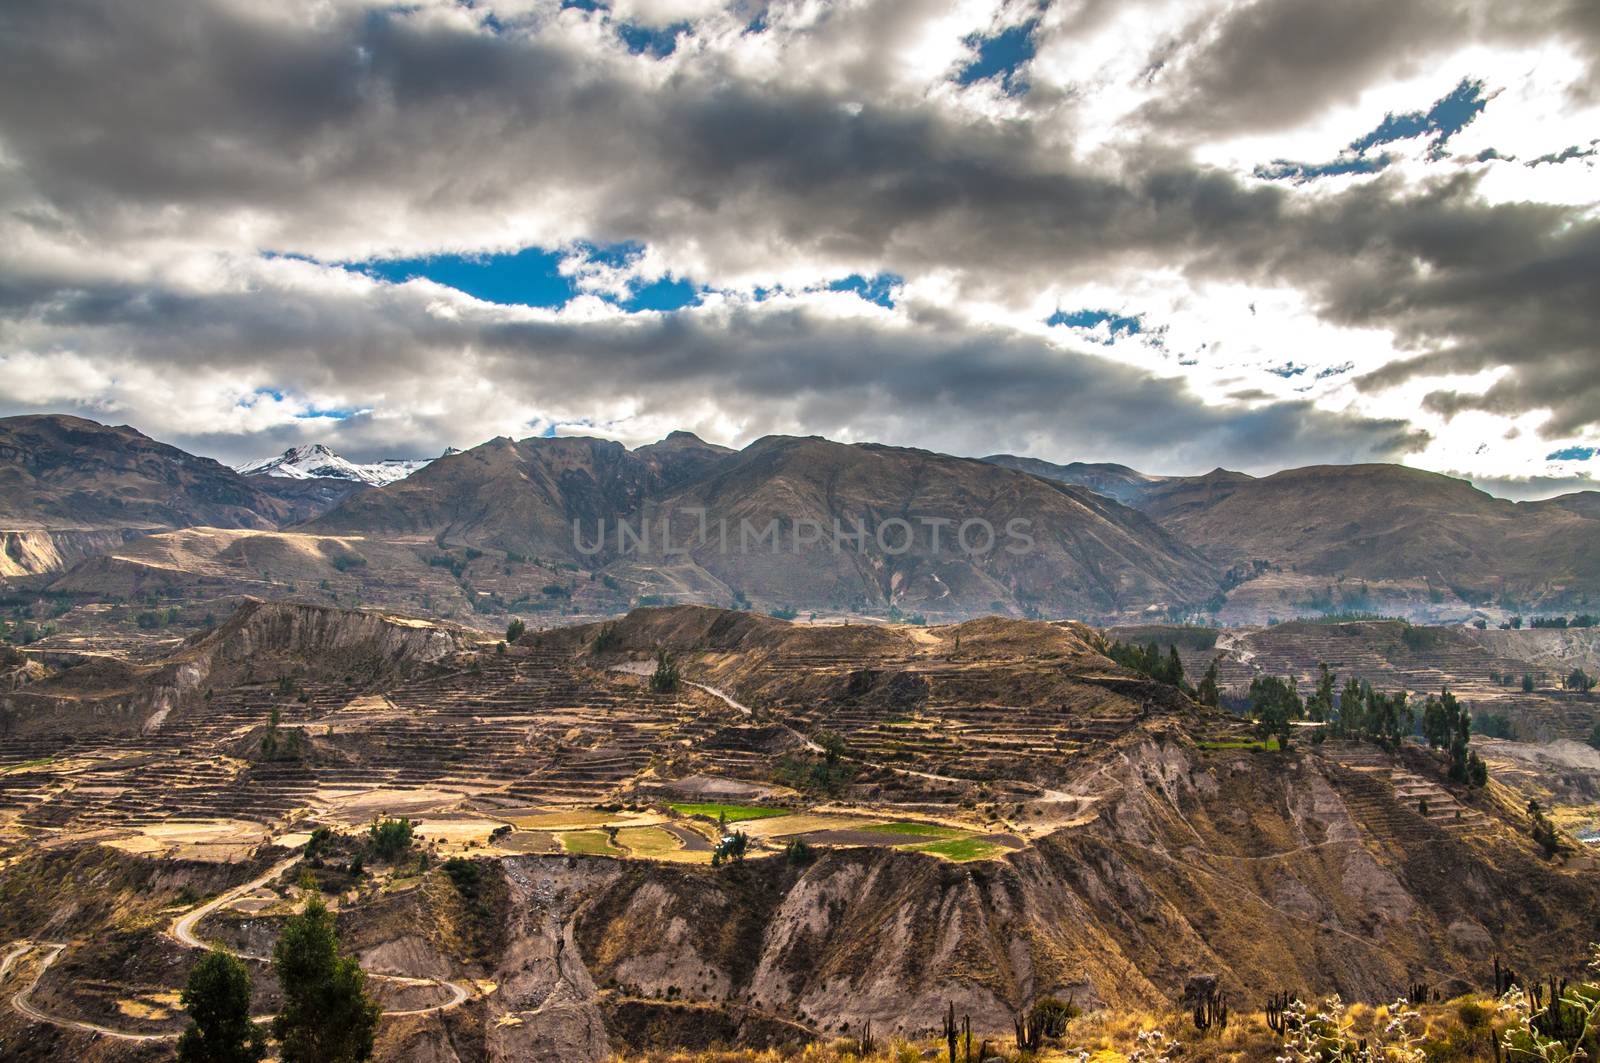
[1193,985,1228,1033]
[1266,990,1295,1035]
[1408,981,1433,1005]
[1493,955,1520,995]
[856,1018,874,1054]
[944,1001,958,1063]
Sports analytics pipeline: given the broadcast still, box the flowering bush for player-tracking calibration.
[1273,995,1426,1062]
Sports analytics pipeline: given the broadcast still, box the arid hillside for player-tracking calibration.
[994,456,1600,618]
[0,604,1597,1061]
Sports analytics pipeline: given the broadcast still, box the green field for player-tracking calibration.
[1198,737,1281,751]
[909,837,1006,861]
[860,821,970,840]
[0,757,56,776]
[562,830,623,856]
[669,803,790,822]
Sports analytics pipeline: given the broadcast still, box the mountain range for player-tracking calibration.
[3,413,1597,623]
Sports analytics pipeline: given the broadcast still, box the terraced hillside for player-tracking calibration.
[0,604,1596,1062]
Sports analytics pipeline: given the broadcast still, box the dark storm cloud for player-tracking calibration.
[0,269,1428,472]
[0,0,1595,460]
[1139,0,1474,136]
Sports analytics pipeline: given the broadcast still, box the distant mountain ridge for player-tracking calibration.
[7,412,1600,621]
[236,442,449,486]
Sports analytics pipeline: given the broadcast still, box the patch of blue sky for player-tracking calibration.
[617,20,690,57]
[297,406,365,420]
[828,273,902,308]
[1528,143,1598,167]
[1266,363,1307,378]
[1547,446,1597,461]
[348,243,700,311]
[954,19,1038,96]
[355,246,575,307]
[1315,361,1355,379]
[1046,308,1143,343]
[1258,77,1489,183]
[1254,154,1390,183]
[619,275,700,311]
[1349,77,1487,158]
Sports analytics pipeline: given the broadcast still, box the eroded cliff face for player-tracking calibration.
[339,735,1600,1058]
[0,529,138,578]
[0,599,471,736]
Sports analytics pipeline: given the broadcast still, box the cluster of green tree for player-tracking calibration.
[649,649,680,695]
[1475,712,1515,739]
[592,623,621,652]
[259,707,306,761]
[368,816,415,861]
[136,606,183,629]
[177,894,380,1063]
[328,554,367,572]
[1105,639,1188,690]
[1246,675,1301,749]
[1530,614,1598,628]
[711,829,748,867]
[1421,688,1489,785]
[1563,668,1596,693]
[504,618,526,643]
[886,605,928,625]
[774,729,854,795]
[1488,669,1538,692]
[769,605,799,620]
[426,554,470,578]
[0,620,57,645]
[1527,799,1564,858]
[1331,677,1412,749]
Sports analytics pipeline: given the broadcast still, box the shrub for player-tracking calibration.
[367,817,414,861]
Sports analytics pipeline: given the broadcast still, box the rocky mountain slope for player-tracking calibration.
[998,455,1600,613]
[0,415,289,533]
[308,433,1219,621]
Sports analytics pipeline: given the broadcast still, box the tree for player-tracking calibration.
[504,618,526,644]
[1422,694,1450,749]
[272,896,381,1063]
[1566,668,1596,693]
[1306,663,1335,722]
[176,948,266,1063]
[814,728,847,769]
[1165,646,1185,689]
[1195,657,1221,708]
[1337,676,1365,737]
[1247,675,1300,750]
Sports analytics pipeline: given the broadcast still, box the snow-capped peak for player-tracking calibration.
[235,443,438,487]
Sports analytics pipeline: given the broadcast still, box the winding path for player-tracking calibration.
[4,849,476,1042]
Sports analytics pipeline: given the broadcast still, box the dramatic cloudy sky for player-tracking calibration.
[1,0,1597,495]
